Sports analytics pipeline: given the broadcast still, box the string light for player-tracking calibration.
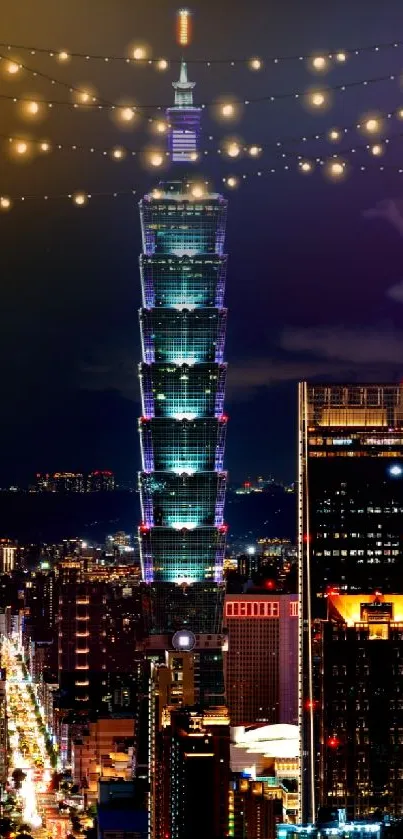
[6,60,20,74]
[226,141,241,158]
[327,159,346,178]
[26,100,40,114]
[225,176,239,187]
[152,189,163,199]
[15,141,28,155]
[248,145,260,156]
[72,192,88,205]
[155,120,168,133]
[0,196,11,210]
[328,128,341,141]
[111,146,125,159]
[249,58,262,70]
[370,143,384,155]
[311,56,328,71]
[157,58,168,70]
[221,103,235,118]
[132,47,146,61]
[119,106,135,122]
[310,91,326,108]
[2,37,403,66]
[299,160,314,173]
[39,141,50,152]
[149,151,164,167]
[363,117,382,133]
[190,184,205,198]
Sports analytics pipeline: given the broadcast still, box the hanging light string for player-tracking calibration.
[1,38,403,65]
[2,157,403,210]
[0,71,397,115]
[1,123,401,165]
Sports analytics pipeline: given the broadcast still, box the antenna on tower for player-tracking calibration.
[176,8,192,47]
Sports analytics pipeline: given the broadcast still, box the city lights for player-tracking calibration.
[177,8,192,46]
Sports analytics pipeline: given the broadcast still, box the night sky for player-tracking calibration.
[2,0,403,486]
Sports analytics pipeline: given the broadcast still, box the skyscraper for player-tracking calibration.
[137,62,228,639]
[298,383,403,822]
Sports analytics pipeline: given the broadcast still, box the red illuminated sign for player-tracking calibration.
[225,600,279,618]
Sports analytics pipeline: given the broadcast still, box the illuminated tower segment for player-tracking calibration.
[166,60,202,162]
[138,62,228,592]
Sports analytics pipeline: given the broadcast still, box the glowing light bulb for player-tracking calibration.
[221,103,235,117]
[335,51,346,62]
[133,47,146,60]
[226,176,238,188]
[328,129,340,141]
[311,91,326,107]
[227,142,240,158]
[250,57,262,70]
[191,184,205,198]
[249,145,260,156]
[0,196,11,210]
[365,118,380,133]
[16,141,28,155]
[111,147,124,159]
[398,108,403,120]
[156,121,167,133]
[58,51,69,62]
[157,58,168,70]
[329,161,344,177]
[300,160,313,173]
[78,91,90,104]
[40,142,50,152]
[371,143,383,156]
[150,152,163,167]
[152,189,163,199]
[73,193,87,206]
[120,106,135,122]
[312,56,327,70]
[189,151,198,161]
[26,100,39,115]
[6,61,20,75]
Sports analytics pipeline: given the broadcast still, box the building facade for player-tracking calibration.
[137,62,228,638]
[298,383,403,822]
[224,593,298,727]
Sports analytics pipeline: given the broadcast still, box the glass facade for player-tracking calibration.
[138,184,228,587]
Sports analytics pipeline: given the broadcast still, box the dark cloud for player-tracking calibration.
[363,199,403,238]
[386,281,403,304]
[280,326,403,364]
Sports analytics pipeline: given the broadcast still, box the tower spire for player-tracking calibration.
[172,58,195,107]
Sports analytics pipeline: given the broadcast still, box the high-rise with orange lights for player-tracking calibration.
[298,384,403,822]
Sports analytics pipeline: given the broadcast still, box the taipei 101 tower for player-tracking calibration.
[137,13,229,699]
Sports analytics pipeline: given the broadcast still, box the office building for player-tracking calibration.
[154,706,230,839]
[298,384,403,822]
[318,593,403,819]
[137,62,228,644]
[87,471,115,492]
[0,540,16,574]
[224,593,298,726]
